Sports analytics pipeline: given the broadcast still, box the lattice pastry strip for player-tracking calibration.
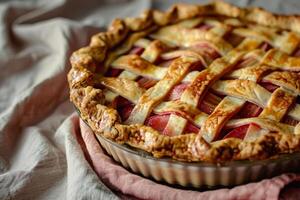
[225,118,295,134]
[262,49,300,71]
[259,88,296,121]
[233,27,300,54]
[151,21,233,55]
[262,71,300,95]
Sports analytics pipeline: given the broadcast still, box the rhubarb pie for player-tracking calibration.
[68,1,300,162]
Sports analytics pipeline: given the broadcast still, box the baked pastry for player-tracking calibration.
[68,1,300,162]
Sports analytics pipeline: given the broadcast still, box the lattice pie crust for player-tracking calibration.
[68,1,300,162]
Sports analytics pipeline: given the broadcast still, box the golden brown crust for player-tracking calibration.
[68,1,300,162]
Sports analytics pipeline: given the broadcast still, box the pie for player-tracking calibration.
[68,1,300,162]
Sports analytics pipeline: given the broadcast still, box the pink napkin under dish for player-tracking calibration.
[78,118,300,200]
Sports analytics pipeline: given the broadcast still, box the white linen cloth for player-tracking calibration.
[0,0,299,199]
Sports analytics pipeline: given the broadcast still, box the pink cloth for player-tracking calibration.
[78,118,300,200]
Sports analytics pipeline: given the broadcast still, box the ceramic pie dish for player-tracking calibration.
[96,130,300,187]
[69,1,300,187]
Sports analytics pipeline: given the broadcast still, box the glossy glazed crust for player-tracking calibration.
[68,1,300,162]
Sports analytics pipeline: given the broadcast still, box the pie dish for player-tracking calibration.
[68,1,300,164]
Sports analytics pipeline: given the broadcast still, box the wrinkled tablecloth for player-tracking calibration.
[1,0,300,199]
